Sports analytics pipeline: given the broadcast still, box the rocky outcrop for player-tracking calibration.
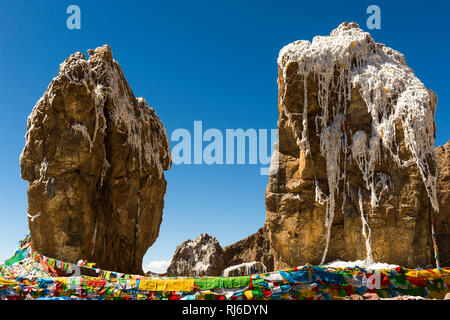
[435,141,450,266]
[223,227,274,271]
[165,23,445,274]
[265,22,439,269]
[167,230,272,276]
[20,45,171,275]
[223,22,440,271]
[166,234,225,277]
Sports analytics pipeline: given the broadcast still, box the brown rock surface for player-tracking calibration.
[362,293,380,300]
[225,22,441,270]
[223,227,274,271]
[265,22,439,269]
[167,230,272,276]
[166,234,225,277]
[20,45,171,274]
[435,141,450,266]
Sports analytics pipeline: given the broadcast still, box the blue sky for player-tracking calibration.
[0,0,449,271]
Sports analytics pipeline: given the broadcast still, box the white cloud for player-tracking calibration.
[144,260,170,274]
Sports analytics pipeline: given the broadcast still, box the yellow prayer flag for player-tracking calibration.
[244,290,253,300]
[138,279,157,291]
[138,279,194,292]
[0,277,16,286]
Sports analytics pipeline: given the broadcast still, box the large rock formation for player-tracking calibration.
[435,141,450,266]
[265,22,439,269]
[166,234,225,277]
[222,22,441,271]
[20,45,172,274]
[167,23,446,275]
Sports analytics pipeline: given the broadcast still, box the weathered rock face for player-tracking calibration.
[435,141,450,266]
[20,45,171,274]
[265,22,439,269]
[167,230,272,276]
[223,227,274,271]
[166,234,225,277]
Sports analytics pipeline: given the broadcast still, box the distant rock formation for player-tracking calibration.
[226,22,441,270]
[20,45,171,274]
[223,227,273,271]
[166,234,225,277]
[435,141,450,266]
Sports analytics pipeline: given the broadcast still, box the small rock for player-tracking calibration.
[435,141,450,271]
[363,293,380,300]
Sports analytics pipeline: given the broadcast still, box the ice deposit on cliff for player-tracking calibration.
[264,22,439,269]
